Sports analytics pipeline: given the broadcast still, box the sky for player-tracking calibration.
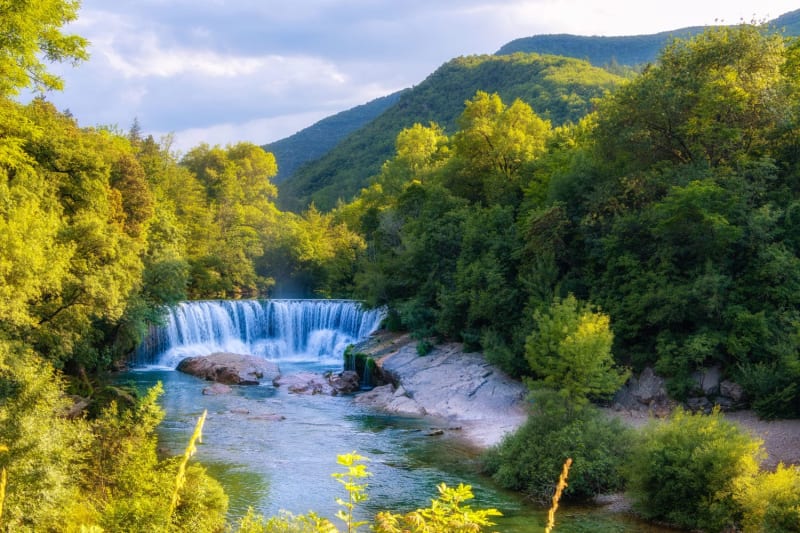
[33,0,800,155]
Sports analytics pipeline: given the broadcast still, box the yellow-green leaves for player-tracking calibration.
[0,0,88,96]
[331,452,370,533]
[373,482,501,533]
[525,294,629,406]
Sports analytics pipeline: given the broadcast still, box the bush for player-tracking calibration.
[525,294,629,406]
[624,407,764,532]
[737,362,800,419]
[735,463,800,533]
[482,393,632,502]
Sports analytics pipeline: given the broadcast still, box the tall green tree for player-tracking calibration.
[448,91,551,204]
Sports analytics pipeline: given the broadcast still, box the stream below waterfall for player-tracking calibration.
[125,300,677,532]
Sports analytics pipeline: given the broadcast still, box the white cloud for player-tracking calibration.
[160,110,336,156]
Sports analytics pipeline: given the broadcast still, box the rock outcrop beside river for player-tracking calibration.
[353,333,528,448]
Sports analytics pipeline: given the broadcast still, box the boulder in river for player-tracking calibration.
[177,352,280,385]
[273,370,363,395]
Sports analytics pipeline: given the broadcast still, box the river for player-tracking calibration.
[126,300,677,532]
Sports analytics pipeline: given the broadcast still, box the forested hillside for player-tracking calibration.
[336,25,800,420]
[275,9,800,215]
[277,53,623,211]
[496,9,800,67]
[263,90,405,184]
[496,27,704,66]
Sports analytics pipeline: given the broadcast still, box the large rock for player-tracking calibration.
[355,341,527,426]
[177,353,280,385]
[329,370,361,394]
[612,367,675,416]
[691,365,722,396]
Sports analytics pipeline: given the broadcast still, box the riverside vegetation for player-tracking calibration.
[2,1,800,531]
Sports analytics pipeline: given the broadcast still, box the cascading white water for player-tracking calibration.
[135,299,385,369]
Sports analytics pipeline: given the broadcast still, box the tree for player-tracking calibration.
[594,25,788,170]
[0,0,88,96]
[451,91,551,204]
[525,294,629,406]
[180,142,280,297]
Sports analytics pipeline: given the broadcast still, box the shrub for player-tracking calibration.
[624,407,764,532]
[737,362,800,419]
[525,294,629,406]
[482,392,632,502]
[735,463,800,533]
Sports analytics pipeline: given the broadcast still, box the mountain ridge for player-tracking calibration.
[269,8,800,211]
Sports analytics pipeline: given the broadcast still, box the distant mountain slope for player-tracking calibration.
[772,8,800,34]
[274,9,799,212]
[495,8,800,66]
[263,91,405,184]
[496,27,704,66]
[277,53,623,211]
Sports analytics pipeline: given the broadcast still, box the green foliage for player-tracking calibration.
[179,142,280,297]
[736,361,800,419]
[525,295,629,406]
[0,0,88,96]
[331,452,370,533]
[235,508,337,533]
[483,394,631,503]
[595,25,788,170]
[624,407,764,532]
[735,463,800,533]
[450,91,551,204]
[373,483,502,533]
[0,342,90,531]
[260,206,365,298]
[264,91,404,185]
[496,28,705,67]
[0,340,227,532]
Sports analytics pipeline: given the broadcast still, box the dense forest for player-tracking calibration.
[2,1,800,531]
[334,25,800,419]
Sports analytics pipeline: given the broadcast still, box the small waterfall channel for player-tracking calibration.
[134,299,385,369]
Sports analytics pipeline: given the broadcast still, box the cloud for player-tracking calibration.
[38,0,800,153]
[157,110,336,156]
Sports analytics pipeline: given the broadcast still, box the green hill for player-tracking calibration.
[263,90,405,184]
[274,9,800,212]
[772,8,800,34]
[496,28,705,67]
[495,9,800,66]
[277,53,623,211]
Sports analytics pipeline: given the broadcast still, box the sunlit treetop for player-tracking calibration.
[0,0,88,97]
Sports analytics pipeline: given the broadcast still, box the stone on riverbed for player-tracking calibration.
[273,370,362,395]
[177,352,280,385]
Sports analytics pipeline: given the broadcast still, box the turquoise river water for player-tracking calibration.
[125,300,677,532]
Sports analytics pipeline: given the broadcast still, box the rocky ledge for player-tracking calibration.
[353,333,528,448]
[177,352,280,385]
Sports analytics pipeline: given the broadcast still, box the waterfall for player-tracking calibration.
[134,299,385,369]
